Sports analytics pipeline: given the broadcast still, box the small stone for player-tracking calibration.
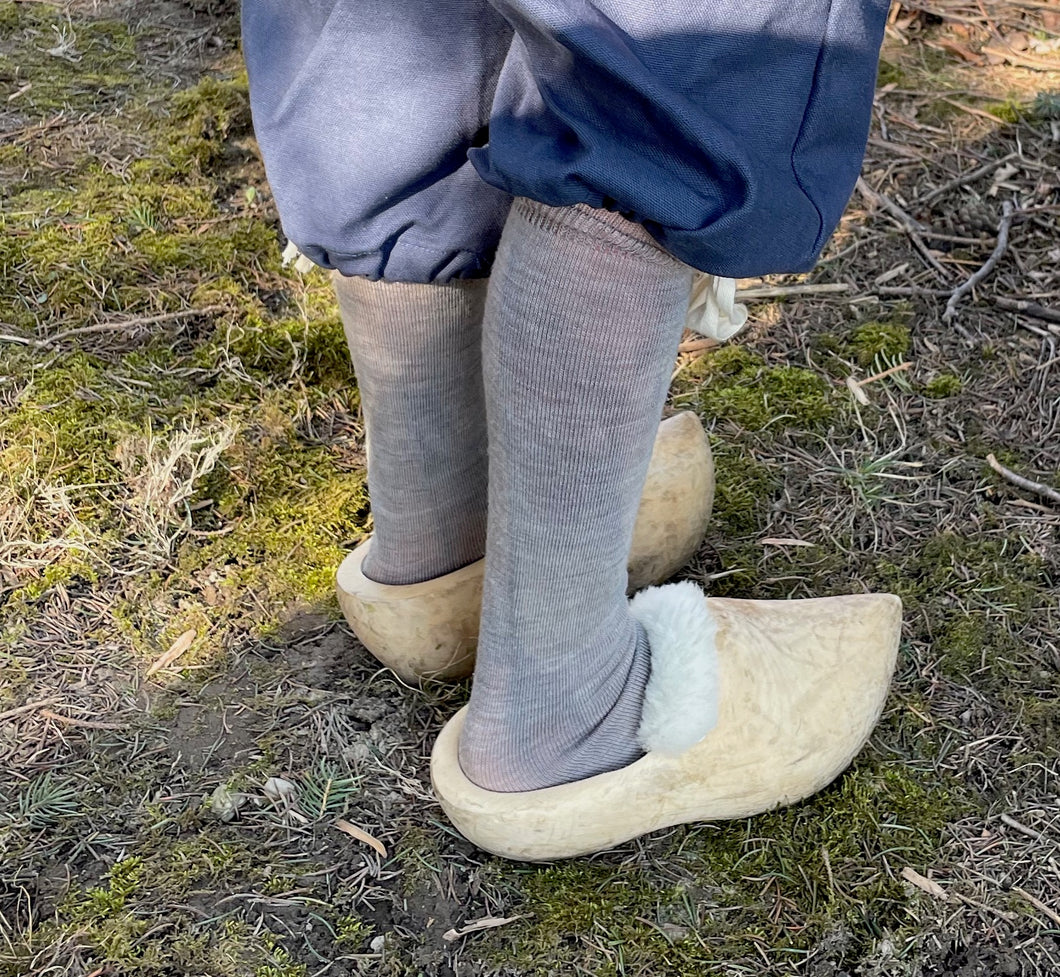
[262,776,298,804]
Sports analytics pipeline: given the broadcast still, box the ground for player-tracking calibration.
[1,2,1058,975]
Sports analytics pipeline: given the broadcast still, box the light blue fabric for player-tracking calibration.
[242,0,889,284]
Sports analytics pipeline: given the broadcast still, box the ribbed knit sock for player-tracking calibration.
[334,274,488,586]
[458,200,693,792]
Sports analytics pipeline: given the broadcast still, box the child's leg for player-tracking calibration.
[334,276,488,585]
[458,200,692,792]
[244,1,515,585]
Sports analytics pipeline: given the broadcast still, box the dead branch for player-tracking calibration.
[738,283,852,299]
[856,178,954,281]
[0,698,60,723]
[917,152,1020,207]
[942,201,1016,322]
[677,337,719,354]
[856,176,926,232]
[1012,887,1060,928]
[39,709,123,730]
[43,306,228,346]
[986,453,1060,506]
[992,297,1060,325]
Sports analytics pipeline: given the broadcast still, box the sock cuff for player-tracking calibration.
[333,270,488,296]
[514,198,682,265]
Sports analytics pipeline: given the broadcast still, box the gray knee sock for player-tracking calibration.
[458,200,693,792]
[334,275,488,586]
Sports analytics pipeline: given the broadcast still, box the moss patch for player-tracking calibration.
[923,373,963,398]
[850,319,911,369]
[687,346,839,432]
[0,5,140,119]
[496,761,967,975]
[0,44,365,634]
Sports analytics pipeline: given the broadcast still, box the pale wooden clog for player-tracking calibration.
[336,411,714,682]
[430,591,902,861]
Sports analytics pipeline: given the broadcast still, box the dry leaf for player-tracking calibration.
[335,818,387,858]
[442,915,522,942]
[146,629,195,677]
[845,376,871,406]
[210,784,248,823]
[759,537,816,548]
[901,866,948,900]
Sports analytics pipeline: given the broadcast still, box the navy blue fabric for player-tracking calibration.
[242,1,888,284]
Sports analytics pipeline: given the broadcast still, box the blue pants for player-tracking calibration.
[242,1,888,284]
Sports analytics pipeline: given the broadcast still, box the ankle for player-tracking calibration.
[457,620,651,792]
[360,524,486,587]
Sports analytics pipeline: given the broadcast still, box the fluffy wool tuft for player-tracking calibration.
[630,581,719,755]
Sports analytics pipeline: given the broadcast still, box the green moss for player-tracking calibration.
[174,408,369,610]
[874,532,1048,618]
[499,863,668,975]
[694,346,838,432]
[256,945,308,977]
[394,826,444,894]
[334,914,375,950]
[985,100,1024,124]
[71,857,143,919]
[160,74,254,177]
[707,437,778,539]
[923,374,963,398]
[150,837,249,897]
[1016,697,1060,753]
[0,54,364,622]
[499,761,966,975]
[935,612,1034,685]
[876,59,910,88]
[5,557,98,605]
[0,11,139,119]
[0,2,18,31]
[48,858,147,963]
[850,320,911,369]
[219,313,354,385]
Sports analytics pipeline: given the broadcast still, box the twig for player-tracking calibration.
[873,290,1060,330]
[986,453,1060,506]
[942,201,1016,322]
[856,177,925,232]
[992,297,1060,325]
[39,709,123,730]
[937,97,1011,125]
[43,306,227,346]
[981,46,1060,71]
[858,361,912,386]
[1012,887,1060,928]
[954,892,1019,921]
[999,813,1048,842]
[677,337,719,354]
[0,332,43,347]
[737,283,851,299]
[0,112,67,145]
[917,152,1020,207]
[874,286,953,298]
[855,178,953,282]
[0,698,60,723]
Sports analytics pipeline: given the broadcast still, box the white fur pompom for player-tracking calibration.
[630,581,719,755]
